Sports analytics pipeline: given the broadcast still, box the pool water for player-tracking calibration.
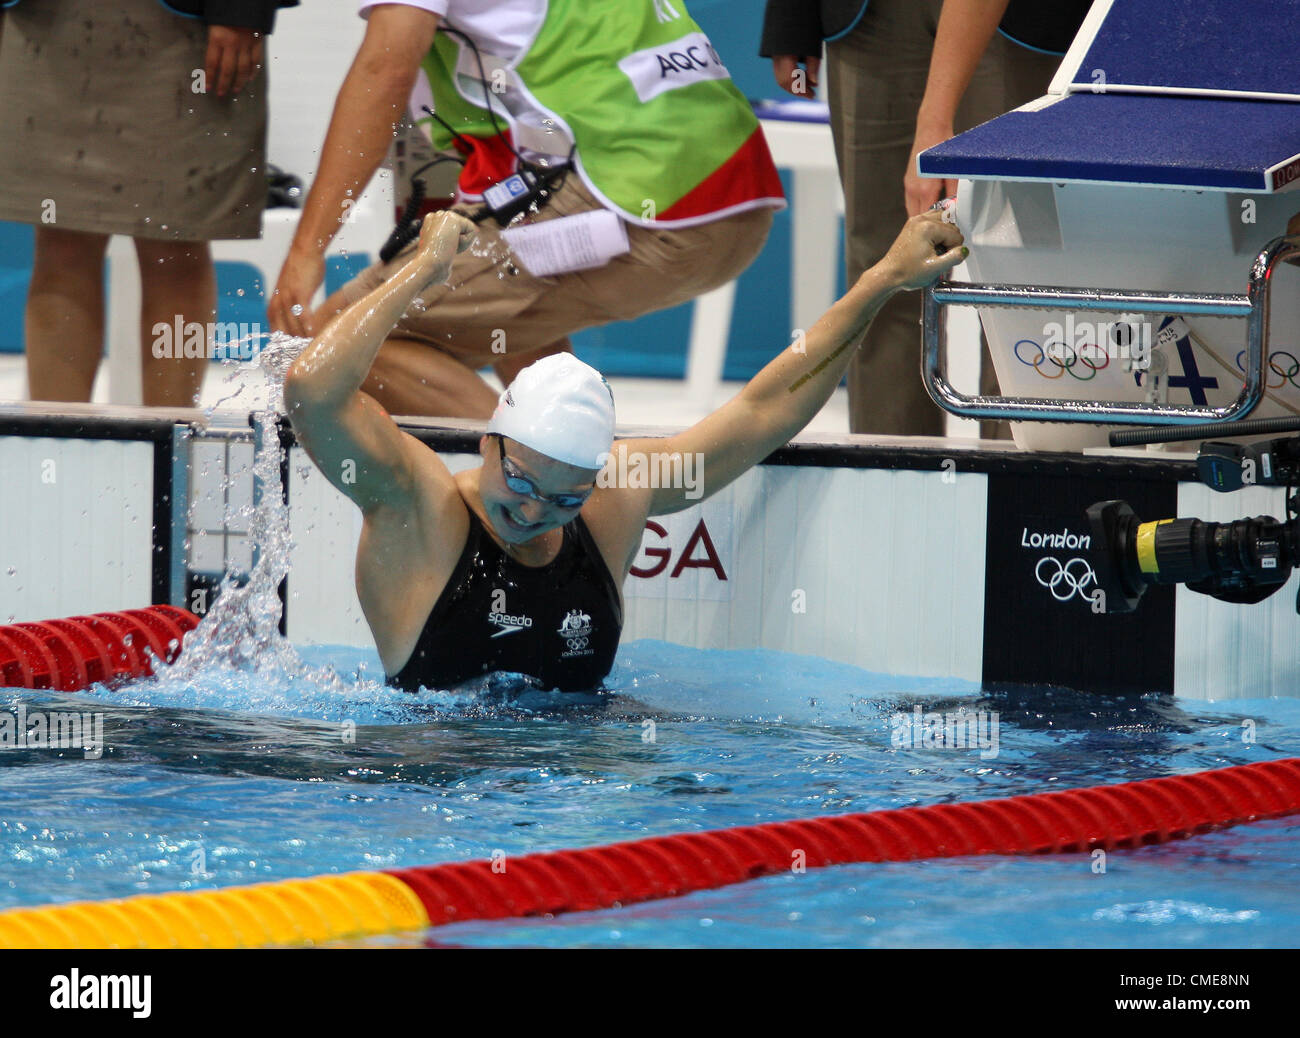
[1,640,1297,948]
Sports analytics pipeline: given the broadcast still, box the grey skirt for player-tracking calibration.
[0,0,267,240]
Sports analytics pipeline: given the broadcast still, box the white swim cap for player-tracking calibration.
[487,354,615,469]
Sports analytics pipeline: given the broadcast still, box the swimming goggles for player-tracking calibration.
[492,435,594,509]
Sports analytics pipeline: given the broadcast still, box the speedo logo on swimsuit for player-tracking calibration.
[488,610,534,638]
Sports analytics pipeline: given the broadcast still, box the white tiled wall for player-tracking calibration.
[0,437,154,623]
[186,436,256,578]
[1174,481,1300,700]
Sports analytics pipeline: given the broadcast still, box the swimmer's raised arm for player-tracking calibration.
[630,211,964,515]
[284,212,476,513]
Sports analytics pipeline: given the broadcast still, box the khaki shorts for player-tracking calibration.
[0,0,266,240]
[334,174,774,369]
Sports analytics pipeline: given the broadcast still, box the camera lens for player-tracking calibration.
[1087,501,1145,612]
[1087,500,1294,611]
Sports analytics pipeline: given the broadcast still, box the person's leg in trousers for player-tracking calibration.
[959,32,1060,439]
[829,0,947,436]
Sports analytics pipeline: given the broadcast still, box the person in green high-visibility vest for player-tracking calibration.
[270,0,787,419]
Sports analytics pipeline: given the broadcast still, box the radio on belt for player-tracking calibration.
[483,174,531,211]
[478,164,569,227]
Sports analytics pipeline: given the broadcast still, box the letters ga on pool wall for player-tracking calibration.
[982,470,1177,694]
[626,498,734,602]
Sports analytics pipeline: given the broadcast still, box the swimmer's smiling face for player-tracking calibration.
[479,434,600,544]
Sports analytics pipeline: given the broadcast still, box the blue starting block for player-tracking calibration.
[917,0,1300,449]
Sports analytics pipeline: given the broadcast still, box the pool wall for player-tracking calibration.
[0,413,185,620]
[2,410,1298,700]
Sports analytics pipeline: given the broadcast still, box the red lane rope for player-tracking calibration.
[0,607,200,691]
[3,610,1297,937]
[385,758,1300,928]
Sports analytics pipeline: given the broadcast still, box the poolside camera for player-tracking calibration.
[1087,436,1300,613]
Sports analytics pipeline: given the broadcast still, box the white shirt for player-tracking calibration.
[358,0,546,59]
[359,0,573,172]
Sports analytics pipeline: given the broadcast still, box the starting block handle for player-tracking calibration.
[921,233,1300,426]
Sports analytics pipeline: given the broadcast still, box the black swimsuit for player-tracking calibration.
[388,509,623,693]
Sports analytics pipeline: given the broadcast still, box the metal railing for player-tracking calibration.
[921,233,1300,425]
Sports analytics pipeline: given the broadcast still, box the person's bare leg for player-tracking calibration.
[25,226,110,402]
[492,338,572,387]
[363,337,500,418]
[311,283,355,335]
[135,238,213,407]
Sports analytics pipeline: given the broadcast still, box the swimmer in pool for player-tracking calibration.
[285,209,966,692]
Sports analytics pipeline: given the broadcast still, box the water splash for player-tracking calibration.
[133,331,374,712]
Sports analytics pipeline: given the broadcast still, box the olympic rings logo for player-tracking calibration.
[1235,349,1300,390]
[565,636,589,651]
[1014,340,1111,381]
[1035,556,1097,603]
